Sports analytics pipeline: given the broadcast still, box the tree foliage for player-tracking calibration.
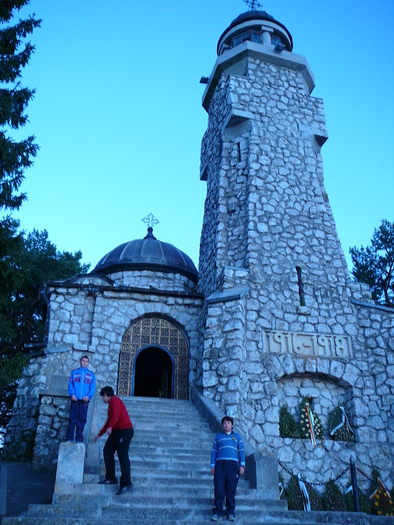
[0,0,40,394]
[350,220,394,308]
[1,229,90,364]
[0,0,41,212]
[0,229,90,438]
[0,4,90,402]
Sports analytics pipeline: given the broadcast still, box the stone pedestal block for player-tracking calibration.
[55,442,85,486]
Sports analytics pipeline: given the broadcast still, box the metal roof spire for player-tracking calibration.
[142,213,159,238]
[244,0,263,10]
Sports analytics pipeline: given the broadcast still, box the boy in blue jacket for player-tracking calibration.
[66,355,96,442]
[210,416,245,521]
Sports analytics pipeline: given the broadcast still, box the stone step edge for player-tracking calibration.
[54,482,269,497]
[1,515,348,525]
[59,488,271,500]
[28,499,287,515]
[20,507,378,523]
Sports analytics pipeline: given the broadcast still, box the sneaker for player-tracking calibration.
[228,515,235,522]
[115,483,132,496]
[98,478,117,485]
[212,515,221,522]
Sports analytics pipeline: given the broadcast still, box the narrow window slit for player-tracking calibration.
[237,142,241,162]
[296,266,306,306]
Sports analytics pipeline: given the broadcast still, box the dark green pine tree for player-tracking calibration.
[350,219,394,308]
[0,0,41,352]
[0,0,41,209]
[0,4,92,443]
[0,228,90,442]
[0,0,41,443]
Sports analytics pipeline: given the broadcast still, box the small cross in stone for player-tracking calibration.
[142,213,159,229]
[244,0,263,10]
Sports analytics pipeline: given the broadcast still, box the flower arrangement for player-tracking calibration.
[299,398,323,444]
[284,475,323,511]
[370,478,394,516]
[344,486,371,514]
[280,465,394,514]
[328,405,354,441]
[322,480,345,511]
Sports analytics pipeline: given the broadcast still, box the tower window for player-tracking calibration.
[296,266,306,307]
[271,35,284,48]
[232,29,261,48]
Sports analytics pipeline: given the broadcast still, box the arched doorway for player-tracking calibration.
[117,316,189,399]
[133,347,173,398]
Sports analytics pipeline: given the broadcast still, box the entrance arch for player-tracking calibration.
[133,347,173,398]
[117,316,189,400]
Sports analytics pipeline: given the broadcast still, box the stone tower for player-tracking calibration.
[198,9,394,488]
[3,6,393,490]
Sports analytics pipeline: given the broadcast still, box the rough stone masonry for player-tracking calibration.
[198,19,394,491]
[4,9,394,495]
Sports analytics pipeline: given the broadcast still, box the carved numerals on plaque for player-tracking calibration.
[262,330,353,358]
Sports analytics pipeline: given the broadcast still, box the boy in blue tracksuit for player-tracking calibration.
[210,416,245,521]
[65,355,96,442]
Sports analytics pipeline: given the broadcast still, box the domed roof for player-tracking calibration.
[91,227,198,283]
[227,10,276,30]
[217,9,293,55]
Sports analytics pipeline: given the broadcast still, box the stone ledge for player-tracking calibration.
[207,286,249,305]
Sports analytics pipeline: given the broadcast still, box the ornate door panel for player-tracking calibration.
[117,317,189,400]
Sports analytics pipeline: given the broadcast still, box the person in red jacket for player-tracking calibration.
[94,386,134,495]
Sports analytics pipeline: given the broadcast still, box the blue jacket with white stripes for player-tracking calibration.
[211,431,246,468]
[68,366,96,400]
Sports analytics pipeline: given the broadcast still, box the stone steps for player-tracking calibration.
[74,397,286,523]
[0,512,359,525]
[93,397,215,485]
[85,470,216,483]
[27,498,287,516]
[2,396,391,525]
[3,507,391,525]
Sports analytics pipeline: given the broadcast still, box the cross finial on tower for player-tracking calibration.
[244,0,263,10]
[142,213,159,239]
[142,213,159,229]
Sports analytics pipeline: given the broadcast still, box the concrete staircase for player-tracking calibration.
[2,396,393,524]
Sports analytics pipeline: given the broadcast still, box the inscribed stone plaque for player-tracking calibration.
[262,330,353,358]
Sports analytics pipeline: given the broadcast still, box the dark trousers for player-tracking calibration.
[66,400,89,442]
[103,427,134,488]
[213,460,240,517]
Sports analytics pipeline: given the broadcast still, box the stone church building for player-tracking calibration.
[5,8,394,491]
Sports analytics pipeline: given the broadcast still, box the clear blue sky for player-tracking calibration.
[12,0,394,272]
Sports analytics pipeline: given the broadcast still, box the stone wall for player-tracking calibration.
[199,58,348,304]
[106,270,198,292]
[198,76,229,297]
[199,50,394,491]
[33,394,70,469]
[4,353,72,461]
[4,272,203,465]
[201,283,394,491]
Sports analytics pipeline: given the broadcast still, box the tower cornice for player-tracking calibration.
[202,40,315,112]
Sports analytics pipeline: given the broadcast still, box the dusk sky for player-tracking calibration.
[11,0,394,272]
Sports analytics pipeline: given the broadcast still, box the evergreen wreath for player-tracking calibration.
[370,478,394,516]
[322,480,345,512]
[279,405,300,438]
[299,398,324,442]
[284,476,323,511]
[328,405,354,441]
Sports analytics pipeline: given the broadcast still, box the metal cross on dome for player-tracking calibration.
[244,0,263,10]
[142,213,159,229]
